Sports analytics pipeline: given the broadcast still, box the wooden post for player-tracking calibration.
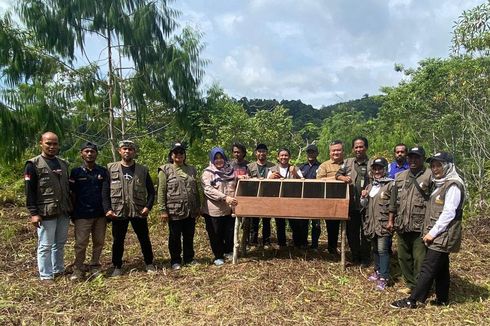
[232,214,241,264]
[341,220,346,270]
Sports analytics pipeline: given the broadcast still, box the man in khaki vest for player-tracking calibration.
[103,140,156,276]
[24,132,72,282]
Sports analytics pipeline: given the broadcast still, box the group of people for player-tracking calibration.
[25,132,465,309]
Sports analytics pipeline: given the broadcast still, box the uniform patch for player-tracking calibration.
[24,173,31,181]
[435,195,444,205]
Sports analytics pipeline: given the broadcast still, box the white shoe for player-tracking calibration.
[111,268,122,277]
[213,259,225,266]
[171,263,181,270]
[146,264,157,273]
[70,269,84,281]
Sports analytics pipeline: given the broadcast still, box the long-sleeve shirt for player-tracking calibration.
[428,185,462,238]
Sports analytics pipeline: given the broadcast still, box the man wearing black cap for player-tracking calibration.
[247,143,275,246]
[69,142,108,280]
[103,140,156,276]
[388,146,432,295]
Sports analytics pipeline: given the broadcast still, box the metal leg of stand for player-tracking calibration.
[232,215,241,264]
[341,220,347,270]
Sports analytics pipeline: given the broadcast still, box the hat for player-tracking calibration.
[171,142,186,152]
[306,144,318,153]
[255,143,268,151]
[407,146,425,157]
[118,140,136,149]
[80,141,98,152]
[372,157,388,168]
[426,152,453,164]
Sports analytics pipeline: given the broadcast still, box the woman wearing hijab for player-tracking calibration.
[391,152,465,308]
[201,147,238,266]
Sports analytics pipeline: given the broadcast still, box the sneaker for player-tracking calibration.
[390,298,417,309]
[376,278,387,291]
[146,264,157,273]
[397,287,412,295]
[171,263,181,270]
[368,271,380,282]
[213,259,225,266]
[70,269,84,281]
[111,268,122,277]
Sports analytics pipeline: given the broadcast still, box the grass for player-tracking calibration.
[0,205,489,325]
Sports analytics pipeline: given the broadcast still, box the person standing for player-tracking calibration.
[202,147,238,266]
[69,142,108,280]
[247,143,275,247]
[103,140,156,276]
[231,143,249,178]
[388,144,409,179]
[158,143,200,270]
[391,152,464,308]
[298,144,321,249]
[314,140,345,253]
[388,146,431,294]
[336,136,372,266]
[24,131,72,282]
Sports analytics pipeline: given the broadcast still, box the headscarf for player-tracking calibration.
[206,147,235,185]
[433,162,465,191]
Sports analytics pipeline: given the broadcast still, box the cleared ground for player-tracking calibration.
[1,206,489,325]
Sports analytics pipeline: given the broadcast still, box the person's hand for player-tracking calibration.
[140,207,150,217]
[270,171,282,179]
[31,215,42,228]
[160,212,169,222]
[105,210,117,220]
[225,196,238,206]
[361,189,368,198]
[289,166,299,178]
[338,175,352,184]
[386,220,394,233]
[423,233,434,246]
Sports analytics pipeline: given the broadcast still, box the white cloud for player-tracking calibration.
[215,13,243,34]
[266,21,303,39]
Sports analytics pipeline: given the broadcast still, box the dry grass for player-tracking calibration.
[0,206,489,325]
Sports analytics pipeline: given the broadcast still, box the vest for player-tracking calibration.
[108,162,149,218]
[269,164,301,179]
[158,164,199,219]
[27,155,72,218]
[393,168,432,233]
[364,181,393,239]
[423,180,464,253]
[339,157,372,210]
[247,161,274,178]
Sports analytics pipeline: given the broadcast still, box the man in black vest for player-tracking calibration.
[25,131,72,282]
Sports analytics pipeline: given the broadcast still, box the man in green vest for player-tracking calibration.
[24,131,72,282]
[103,140,156,276]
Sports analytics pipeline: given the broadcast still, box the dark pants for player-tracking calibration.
[311,220,340,250]
[204,214,235,260]
[290,219,309,247]
[397,231,427,289]
[111,218,154,268]
[347,210,371,264]
[275,218,287,246]
[250,218,271,245]
[410,249,450,303]
[168,216,196,265]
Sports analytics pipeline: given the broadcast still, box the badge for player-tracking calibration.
[435,195,444,205]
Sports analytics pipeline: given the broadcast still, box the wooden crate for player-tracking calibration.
[234,179,349,220]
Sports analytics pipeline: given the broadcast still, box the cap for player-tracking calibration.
[80,141,98,152]
[118,140,136,149]
[171,142,186,152]
[255,143,268,151]
[306,144,318,153]
[426,152,453,164]
[407,146,425,157]
[372,157,388,168]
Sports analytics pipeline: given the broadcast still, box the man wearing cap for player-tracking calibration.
[103,140,156,276]
[315,140,345,253]
[296,144,321,249]
[69,142,108,280]
[388,146,432,294]
[157,143,200,270]
[24,131,72,282]
[336,136,372,265]
[388,144,409,179]
[247,143,275,246]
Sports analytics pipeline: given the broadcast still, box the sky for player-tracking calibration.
[0,0,483,108]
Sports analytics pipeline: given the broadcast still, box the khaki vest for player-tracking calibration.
[247,161,274,178]
[394,168,432,233]
[423,180,464,253]
[28,155,72,217]
[158,164,199,219]
[108,162,149,218]
[339,157,372,211]
[364,181,393,239]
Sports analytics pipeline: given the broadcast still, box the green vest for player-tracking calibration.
[364,181,393,239]
[28,155,72,217]
[394,168,432,233]
[108,162,149,218]
[158,164,199,219]
[423,180,464,253]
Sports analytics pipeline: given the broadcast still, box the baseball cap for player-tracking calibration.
[80,141,98,152]
[372,157,388,168]
[426,152,453,164]
[407,146,425,157]
[118,140,136,149]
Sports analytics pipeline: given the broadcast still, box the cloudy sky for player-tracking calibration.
[171,0,482,107]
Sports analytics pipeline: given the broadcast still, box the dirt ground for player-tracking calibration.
[1,206,489,325]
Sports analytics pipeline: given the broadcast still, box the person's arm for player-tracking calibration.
[425,185,462,242]
[157,170,167,212]
[335,162,351,183]
[24,162,39,217]
[201,170,228,201]
[69,168,77,209]
[101,170,112,214]
[145,171,155,210]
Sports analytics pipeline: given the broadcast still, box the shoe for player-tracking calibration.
[53,271,66,278]
[70,269,84,281]
[429,299,448,306]
[397,287,412,295]
[368,271,380,282]
[223,253,233,261]
[146,264,157,273]
[390,298,417,309]
[376,278,388,291]
[213,259,224,266]
[111,268,122,277]
[171,263,181,270]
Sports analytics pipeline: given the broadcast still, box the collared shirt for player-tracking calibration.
[298,160,320,179]
[317,159,344,179]
[70,164,108,219]
[388,160,409,179]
